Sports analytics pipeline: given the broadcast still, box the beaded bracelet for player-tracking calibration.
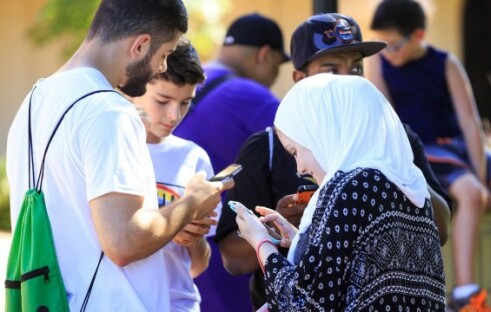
[255,238,277,274]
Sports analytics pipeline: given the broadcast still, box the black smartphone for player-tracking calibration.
[296,184,319,204]
[228,201,281,244]
[209,164,242,182]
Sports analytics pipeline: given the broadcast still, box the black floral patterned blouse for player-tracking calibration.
[263,168,446,312]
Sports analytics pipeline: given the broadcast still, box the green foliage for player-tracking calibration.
[27,0,230,61]
[0,158,11,232]
[184,0,231,61]
[27,0,99,59]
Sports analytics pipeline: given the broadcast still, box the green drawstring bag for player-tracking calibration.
[4,88,113,312]
[5,189,69,312]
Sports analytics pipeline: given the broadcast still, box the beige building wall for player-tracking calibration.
[0,0,66,156]
[0,0,465,156]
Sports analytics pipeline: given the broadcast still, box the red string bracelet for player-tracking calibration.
[256,238,277,274]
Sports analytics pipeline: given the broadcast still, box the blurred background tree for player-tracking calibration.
[184,0,231,61]
[27,0,100,59]
[27,0,231,61]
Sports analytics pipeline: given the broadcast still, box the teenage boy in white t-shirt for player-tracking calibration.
[133,38,217,311]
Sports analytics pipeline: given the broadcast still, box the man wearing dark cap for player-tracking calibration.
[215,12,452,311]
[174,13,289,173]
[173,13,289,312]
[289,13,385,79]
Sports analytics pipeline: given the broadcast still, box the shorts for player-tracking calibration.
[425,137,491,191]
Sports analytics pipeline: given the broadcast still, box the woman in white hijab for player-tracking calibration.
[235,74,446,311]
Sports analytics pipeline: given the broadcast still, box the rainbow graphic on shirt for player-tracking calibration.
[156,182,182,207]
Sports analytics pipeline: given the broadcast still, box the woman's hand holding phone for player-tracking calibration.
[256,206,298,248]
[230,201,297,249]
[230,201,279,247]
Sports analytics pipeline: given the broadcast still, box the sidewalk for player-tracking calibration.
[0,231,12,308]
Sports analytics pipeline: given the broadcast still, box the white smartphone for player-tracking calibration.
[228,201,281,244]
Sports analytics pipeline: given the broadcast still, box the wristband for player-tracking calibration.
[255,238,277,274]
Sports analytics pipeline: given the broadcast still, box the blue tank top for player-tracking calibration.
[381,46,461,144]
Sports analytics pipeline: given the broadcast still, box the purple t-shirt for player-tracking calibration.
[174,62,280,173]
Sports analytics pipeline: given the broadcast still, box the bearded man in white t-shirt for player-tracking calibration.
[6,1,233,311]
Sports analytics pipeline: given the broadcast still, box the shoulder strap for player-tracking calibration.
[27,88,117,311]
[265,127,274,171]
[28,89,119,191]
[80,252,104,312]
[187,73,235,114]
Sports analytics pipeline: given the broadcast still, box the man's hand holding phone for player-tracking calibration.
[275,195,306,228]
[184,171,234,221]
[275,185,318,227]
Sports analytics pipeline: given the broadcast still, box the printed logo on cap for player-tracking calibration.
[313,18,357,51]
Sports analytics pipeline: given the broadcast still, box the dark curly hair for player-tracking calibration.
[150,37,206,86]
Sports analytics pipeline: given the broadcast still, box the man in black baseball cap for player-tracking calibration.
[224,13,290,63]
[291,13,386,80]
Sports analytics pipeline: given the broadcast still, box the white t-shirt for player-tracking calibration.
[7,68,170,311]
[148,135,218,312]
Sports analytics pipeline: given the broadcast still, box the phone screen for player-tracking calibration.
[209,164,242,182]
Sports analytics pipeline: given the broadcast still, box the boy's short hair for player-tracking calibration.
[370,0,426,35]
[150,38,205,86]
[87,0,188,55]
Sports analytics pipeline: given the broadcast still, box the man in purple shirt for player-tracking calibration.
[174,13,289,173]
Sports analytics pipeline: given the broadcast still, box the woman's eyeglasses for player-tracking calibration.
[384,35,411,53]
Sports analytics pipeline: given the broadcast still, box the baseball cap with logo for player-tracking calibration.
[223,13,290,62]
[291,13,387,70]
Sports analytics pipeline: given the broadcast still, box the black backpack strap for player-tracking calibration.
[187,73,235,114]
[80,251,104,312]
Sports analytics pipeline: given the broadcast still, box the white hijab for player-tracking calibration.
[274,74,430,263]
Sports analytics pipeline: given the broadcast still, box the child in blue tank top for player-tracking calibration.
[366,1,491,311]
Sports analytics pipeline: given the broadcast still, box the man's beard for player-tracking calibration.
[119,52,154,97]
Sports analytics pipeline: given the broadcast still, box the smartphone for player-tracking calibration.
[296,184,319,204]
[228,201,281,244]
[209,164,242,182]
